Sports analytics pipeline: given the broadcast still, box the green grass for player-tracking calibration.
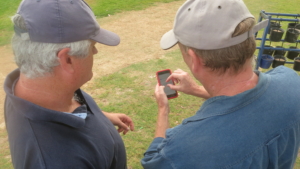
[86,50,204,168]
[0,129,11,169]
[86,0,179,17]
[1,0,300,168]
[0,0,298,45]
[0,0,21,46]
[0,0,180,46]
[88,0,300,168]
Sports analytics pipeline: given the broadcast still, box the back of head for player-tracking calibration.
[160,0,268,74]
[12,0,121,78]
[12,14,91,79]
[191,18,257,74]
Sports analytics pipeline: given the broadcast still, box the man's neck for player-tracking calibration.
[14,73,81,113]
[203,65,258,97]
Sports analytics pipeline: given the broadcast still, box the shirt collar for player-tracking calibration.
[4,69,88,128]
[63,104,88,119]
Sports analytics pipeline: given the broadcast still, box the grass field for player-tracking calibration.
[0,0,180,46]
[0,0,300,168]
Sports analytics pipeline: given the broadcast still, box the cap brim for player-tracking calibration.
[253,19,269,33]
[160,29,178,50]
[91,28,120,46]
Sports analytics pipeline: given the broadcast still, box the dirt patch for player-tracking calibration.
[88,1,181,80]
[0,1,183,128]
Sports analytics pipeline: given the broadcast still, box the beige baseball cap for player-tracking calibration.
[160,0,268,50]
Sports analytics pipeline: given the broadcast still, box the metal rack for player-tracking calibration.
[254,10,300,70]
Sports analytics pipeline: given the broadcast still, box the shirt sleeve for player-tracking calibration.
[141,137,174,169]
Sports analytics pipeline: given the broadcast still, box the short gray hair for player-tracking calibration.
[11,14,91,79]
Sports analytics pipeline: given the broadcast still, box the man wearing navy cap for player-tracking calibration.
[4,0,134,168]
[141,0,300,168]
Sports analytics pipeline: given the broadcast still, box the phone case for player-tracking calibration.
[156,69,178,99]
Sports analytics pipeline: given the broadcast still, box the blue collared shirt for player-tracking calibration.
[141,66,300,169]
[63,105,88,119]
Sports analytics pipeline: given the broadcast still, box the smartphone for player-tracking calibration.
[156,69,178,99]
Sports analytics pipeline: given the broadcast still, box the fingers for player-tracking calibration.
[154,83,169,108]
[155,83,160,90]
[167,83,179,91]
[118,127,129,135]
[172,69,188,78]
[166,69,184,81]
[125,120,134,134]
[155,84,165,95]
[167,69,187,83]
[117,122,129,133]
[123,117,135,131]
[173,68,184,74]
[155,85,166,99]
[107,113,134,135]
[129,121,135,131]
[122,128,129,135]
[120,116,135,135]
[166,75,172,82]
[117,124,130,135]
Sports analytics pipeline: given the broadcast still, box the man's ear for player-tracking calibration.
[57,48,74,74]
[187,49,203,73]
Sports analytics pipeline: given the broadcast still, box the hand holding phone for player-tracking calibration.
[156,69,178,99]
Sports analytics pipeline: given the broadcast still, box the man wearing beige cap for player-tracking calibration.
[141,0,300,168]
[4,0,134,168]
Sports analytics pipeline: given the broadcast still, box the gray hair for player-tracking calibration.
[11,14,91,79]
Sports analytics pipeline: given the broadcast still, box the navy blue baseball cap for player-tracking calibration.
[14,0,120,46]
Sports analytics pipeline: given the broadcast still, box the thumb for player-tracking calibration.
[167,84,178,90]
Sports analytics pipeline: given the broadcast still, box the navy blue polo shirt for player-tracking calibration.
[4,69,127,169]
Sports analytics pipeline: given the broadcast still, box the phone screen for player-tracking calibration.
[157,70,178,99]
